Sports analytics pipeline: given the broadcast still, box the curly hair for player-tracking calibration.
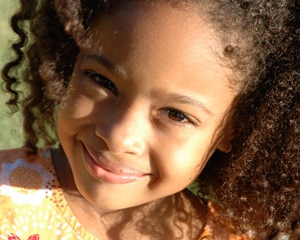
[1,0,299,238]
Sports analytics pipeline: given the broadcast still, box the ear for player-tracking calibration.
[216,131,234,153]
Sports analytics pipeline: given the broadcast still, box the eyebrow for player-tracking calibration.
[152,90,214,116]
[82,54,127,77]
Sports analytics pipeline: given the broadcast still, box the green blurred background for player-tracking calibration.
[0,0,24,149]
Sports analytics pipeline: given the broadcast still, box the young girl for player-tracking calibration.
[1,0,299,239]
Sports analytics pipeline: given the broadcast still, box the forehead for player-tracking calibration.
[89,2,212,42]
[86,3,229,81]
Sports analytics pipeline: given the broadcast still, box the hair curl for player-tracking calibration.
[1,0,299,238]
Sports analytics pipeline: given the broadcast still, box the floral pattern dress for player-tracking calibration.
[0,148,97,240]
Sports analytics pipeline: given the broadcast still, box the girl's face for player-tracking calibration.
[57,3,236,210]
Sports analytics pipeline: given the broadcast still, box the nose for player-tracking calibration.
[95,103,149,155]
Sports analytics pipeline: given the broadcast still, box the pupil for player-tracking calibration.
[169,110,185,122]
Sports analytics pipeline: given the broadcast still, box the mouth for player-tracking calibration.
[81,143,149,184]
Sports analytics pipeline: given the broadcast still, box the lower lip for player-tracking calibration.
[82,146,146,184]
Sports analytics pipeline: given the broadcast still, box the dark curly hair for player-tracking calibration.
[2,0,299,239]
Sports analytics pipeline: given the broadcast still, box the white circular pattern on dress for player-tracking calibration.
[0,159,54,205]
[0,149,98,240]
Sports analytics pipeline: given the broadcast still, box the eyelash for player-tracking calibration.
[84,71,118,95]
[161,108,195,126]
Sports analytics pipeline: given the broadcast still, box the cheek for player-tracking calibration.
[56,87,95,142]
[155,134,213,184]
[58,84,95,123]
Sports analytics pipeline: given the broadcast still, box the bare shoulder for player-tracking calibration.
[0,147,52,168]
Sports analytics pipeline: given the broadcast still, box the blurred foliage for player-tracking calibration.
[0,0,24,149]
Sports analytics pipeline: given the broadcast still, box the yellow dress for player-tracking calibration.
[0,147,97,240]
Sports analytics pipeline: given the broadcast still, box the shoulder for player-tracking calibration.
[0,147,52,165]
[0,148,97,239]
[197,225,252,240]
[0,147,31,163]
[177,191,253,240]
[198,201,253,240]
[0,147,55,193]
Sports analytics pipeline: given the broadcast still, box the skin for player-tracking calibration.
[54,2,236,238]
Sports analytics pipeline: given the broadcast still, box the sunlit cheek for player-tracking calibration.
[177,135,215,172]
[58,83,95,120]
[159,139,208,179]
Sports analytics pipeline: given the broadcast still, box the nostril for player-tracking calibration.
[94,122,146,156]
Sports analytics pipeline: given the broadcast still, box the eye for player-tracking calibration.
[84,71,118,95]
[163,108,192,124]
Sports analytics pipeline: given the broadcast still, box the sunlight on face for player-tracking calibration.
[57,2,236,210]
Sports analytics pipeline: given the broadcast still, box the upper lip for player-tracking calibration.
[82,143,152,176]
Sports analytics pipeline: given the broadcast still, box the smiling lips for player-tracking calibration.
[82,144,150,184]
